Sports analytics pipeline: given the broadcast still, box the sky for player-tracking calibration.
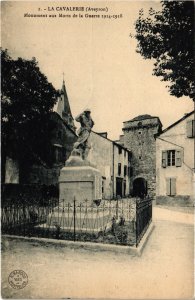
[2,1,194,140]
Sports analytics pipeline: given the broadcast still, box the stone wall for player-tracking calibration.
[25,112,77,185]
[27,165,61,185]
[123,116,162,200]
[50,112,77,160]
[156,196,194,207]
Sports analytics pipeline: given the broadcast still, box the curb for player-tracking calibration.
[2,222,154,256]
[136,222,155,256]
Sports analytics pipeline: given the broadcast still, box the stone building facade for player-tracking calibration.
[88,131,131,199]
[113,141,131,199]
[26,80,77,185]
[26,112,77,185]
[4,80,77,185]
[156,111,194,206]
[119,115,162,199]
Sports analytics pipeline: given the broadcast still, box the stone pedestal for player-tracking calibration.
[39,155,112,234]
[59,165,102,204]
[43,205,113,233]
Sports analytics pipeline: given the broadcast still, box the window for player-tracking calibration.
[118,147,122,154]
[123,180,126,196]
[102,179,104,195]
[124,165,127,176]
[162,150,182,168]
[128,152,131,162]
[166,178,176,196]
[187,120,195,138]
[118,163,121,176]
[167,150,175,166]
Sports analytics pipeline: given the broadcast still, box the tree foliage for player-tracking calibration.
[1,49,57,124]
[1,49,58,167]
[135,1,194,100]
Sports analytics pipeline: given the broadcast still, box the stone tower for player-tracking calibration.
[56,80,76,131]
[122,114,162,200]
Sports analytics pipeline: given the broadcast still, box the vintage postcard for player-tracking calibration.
[1,1,194,299]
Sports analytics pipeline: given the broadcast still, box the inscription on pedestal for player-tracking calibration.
[59,166,102,204]
[60,181,93,203]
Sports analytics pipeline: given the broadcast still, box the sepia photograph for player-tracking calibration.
[1,0,194,299]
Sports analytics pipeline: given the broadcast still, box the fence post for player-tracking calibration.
[73,197,76,242]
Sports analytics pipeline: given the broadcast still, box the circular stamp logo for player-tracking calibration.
[8,270,28,289]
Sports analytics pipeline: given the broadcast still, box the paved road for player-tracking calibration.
[2,207,194,299]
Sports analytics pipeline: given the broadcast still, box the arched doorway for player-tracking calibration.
[133,177,147,198]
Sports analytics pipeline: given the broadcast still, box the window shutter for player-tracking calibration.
[170,178,176,196]
[187,120,193,137]
[166,178,170,195]
[166,178,176,196]
[175,150,182,167]
[162,151,167,168]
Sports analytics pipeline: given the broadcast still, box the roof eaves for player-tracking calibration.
[157,110,194,137]
[92,131,131,152]
[123,115,160,123]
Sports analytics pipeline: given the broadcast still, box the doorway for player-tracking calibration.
[133,177,147,198]
[116,177,123,198]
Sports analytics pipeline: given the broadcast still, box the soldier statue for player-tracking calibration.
[73,109,94,160]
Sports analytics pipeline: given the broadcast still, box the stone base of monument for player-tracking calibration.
[59,164,102,204]
[38,206,112,234]
[37,154,110,234]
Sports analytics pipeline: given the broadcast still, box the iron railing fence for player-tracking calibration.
[2,196,152,247]
[136,197,152,247]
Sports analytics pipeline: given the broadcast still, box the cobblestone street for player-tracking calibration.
[2,206,194,299]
